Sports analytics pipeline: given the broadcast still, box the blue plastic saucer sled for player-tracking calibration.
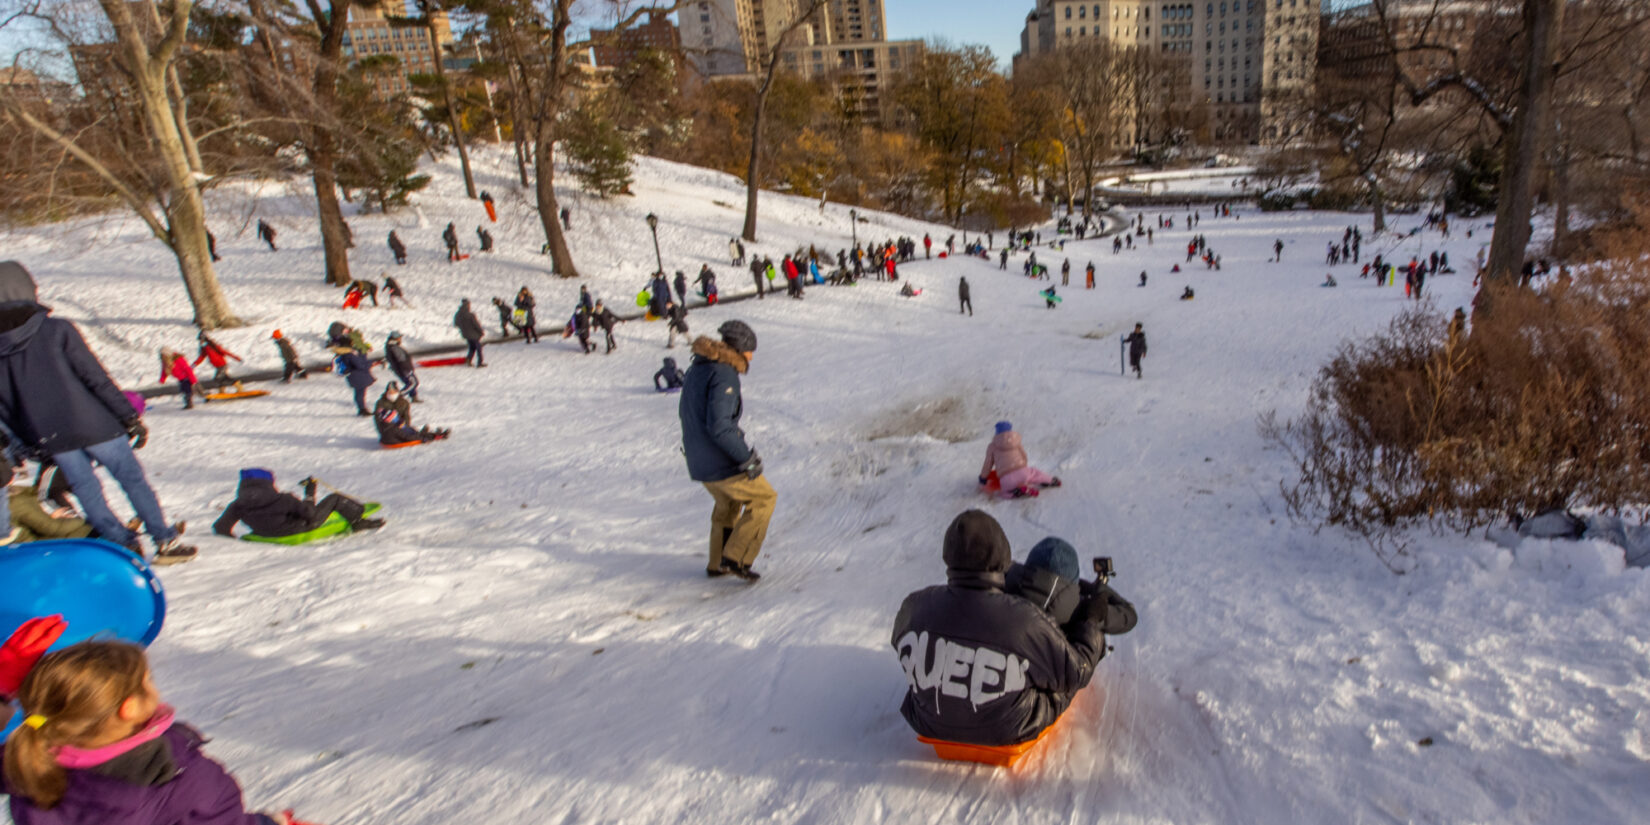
[0,539,167,737]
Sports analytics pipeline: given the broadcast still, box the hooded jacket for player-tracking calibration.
[212,476,328,537]
[454,302,484,342]
[385,341,414,376]
[9,485,93,543]
[4,719,275,825]
[892,512,1105,746]
[980,430,1028,479]
[374,392,417,443]
[1004,562,1080,625]
[678,336,753,482]
[0,264,137,456]
[331,348,375,389]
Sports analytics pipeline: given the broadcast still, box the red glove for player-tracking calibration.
[282,809,324,825]
[0,615,67,699]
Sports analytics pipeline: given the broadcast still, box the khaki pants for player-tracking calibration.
[703,473,778,570]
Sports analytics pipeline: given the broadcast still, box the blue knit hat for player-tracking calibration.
[1026,537,1080,582]
[240,468,274,483]
[995,421,1012,434]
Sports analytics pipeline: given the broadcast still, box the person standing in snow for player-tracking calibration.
[256,219,277,251]
[679,320,774,581]
[329,343,376,416]
[570,304,595,354]
[729,238,742,266]
[999,248,1009,270]
[454,299,486,367]
[192,332,241,389]
[515,286,539,344]
[0,263,194,563]
[272,329,307,383]
[385,331,419,402]
[959,276,972,316]
[442,222,461,262]
[664,301,690,349]
[577,284,595,314]
[648,272,671,318]
[695,264,718,302]
[1123,323,1147,379]
[1273,238,1284,262]
[1062,260,1070,286]
[560,206,571,230]
[593,299,623,353]
[157,349,200,407]
[673,270,689,306]
[924,233,932,259]
[387,230,408,265]
[492,297,515,338]
[477,226,494,253]
[1085,262,1095,289]
[750,256,766,298]
[891,510,1135,747]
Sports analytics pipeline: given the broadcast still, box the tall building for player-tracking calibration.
[690,0,918,124]
[1319,0,1492,84]
[340,0,455,98]
[1013,0,1319,145]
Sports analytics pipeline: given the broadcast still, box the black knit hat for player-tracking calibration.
[942,510,1011,574]
[719,320,757,353]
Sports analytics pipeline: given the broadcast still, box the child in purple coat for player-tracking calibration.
[3,641,302,825]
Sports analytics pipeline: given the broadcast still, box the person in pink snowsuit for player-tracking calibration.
[979,421,1060,497]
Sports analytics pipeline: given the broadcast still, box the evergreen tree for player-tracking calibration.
[564,102,633,197]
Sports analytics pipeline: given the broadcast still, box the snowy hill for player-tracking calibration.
[4,153,1648,825]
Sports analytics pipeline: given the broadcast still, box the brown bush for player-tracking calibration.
[1265,259,1650,552]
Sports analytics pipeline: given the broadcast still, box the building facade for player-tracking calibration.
[340,0,455,98]
[1014,0,1319,144]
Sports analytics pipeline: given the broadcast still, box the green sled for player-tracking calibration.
[241,503,382,545]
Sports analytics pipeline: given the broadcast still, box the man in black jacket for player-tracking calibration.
[0,262,195,563]
[958,277,972,316]
[1124,323,1147,379]
[384,331,419,401]
[455,299,486,366]
[892,510,1136,746]
[387,231,408,265]
[678,320,774,581]
[213,468,381,538]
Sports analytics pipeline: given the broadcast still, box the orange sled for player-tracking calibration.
[918,723,1056,768]
[382,440,424,449]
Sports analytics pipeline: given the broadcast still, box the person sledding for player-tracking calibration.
[5,459,92,545]
[374,382,448,445]
[654,357,684,392]
[899,281,920,298]
[891,511,1136,749]
[2,638,325,825]
[979,421,1061,498]
[191,332,241,388]
[212,467,381,538]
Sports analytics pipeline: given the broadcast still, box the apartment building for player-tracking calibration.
[340,0,455,98]
[1015,0,1320,144]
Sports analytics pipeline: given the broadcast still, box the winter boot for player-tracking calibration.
[151,538,198,566]
[351,517,385,532]
[1007,486,1039,499]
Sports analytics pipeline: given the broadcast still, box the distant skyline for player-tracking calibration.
[886,0,1367,69]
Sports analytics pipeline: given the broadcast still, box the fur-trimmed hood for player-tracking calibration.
[691,336,748,374]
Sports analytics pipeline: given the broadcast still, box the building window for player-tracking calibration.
[1079,5,1085,17]
[1065,6,1071,18]
[1080,25,1086,34]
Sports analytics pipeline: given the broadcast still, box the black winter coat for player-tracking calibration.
[385,342,415,376]
[275,337,300,366]
[0,303,136,456]
[1004,563,1080,625]
[959,278,971,301]
[455,304,485,341]
[212,477,327,537]
[891,571,1105,746]
[1125,331,1147,360]
[678,336,753,482]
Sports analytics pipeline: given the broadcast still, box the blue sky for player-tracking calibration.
[885,0,1025,63]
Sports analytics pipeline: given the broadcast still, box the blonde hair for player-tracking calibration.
[4,641,148,809]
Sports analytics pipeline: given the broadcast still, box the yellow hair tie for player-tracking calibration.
[23,714,47,729]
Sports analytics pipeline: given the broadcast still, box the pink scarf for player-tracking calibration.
[54,705,176,769]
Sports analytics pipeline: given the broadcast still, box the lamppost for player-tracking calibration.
[849,208,858,248]
[645,213,662,274]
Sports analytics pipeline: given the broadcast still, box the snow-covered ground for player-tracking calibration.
[5,154,1648,825]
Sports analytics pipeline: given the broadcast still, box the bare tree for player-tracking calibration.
[740,0,829,243]
[0,0,240,328]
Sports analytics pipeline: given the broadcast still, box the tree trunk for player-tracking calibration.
[514,123,530,187]
[427,13,476,199]
[1551,140,1570,259]
[742,69,778,243]
[308,0,352,287]
[1366,174,1387,234]
[534,124,578,277]
[1485,0,1565,286]
[312,132,352,286]
[102,0,239,328]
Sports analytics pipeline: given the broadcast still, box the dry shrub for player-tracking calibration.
[1265,259,1650,551]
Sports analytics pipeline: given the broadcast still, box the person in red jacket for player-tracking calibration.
[191,332,241,388]
[157,349,202,410]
